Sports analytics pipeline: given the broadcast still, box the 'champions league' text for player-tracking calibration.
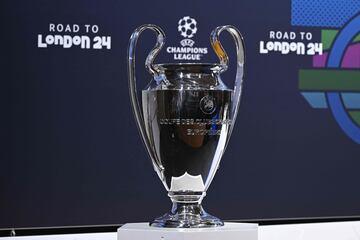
[166,47,208,60]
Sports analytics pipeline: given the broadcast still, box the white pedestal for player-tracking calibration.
[118,222,258,240]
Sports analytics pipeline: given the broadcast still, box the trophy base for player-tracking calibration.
[150,211,223,228]
[150,200,223,228]
[118,222,258,240]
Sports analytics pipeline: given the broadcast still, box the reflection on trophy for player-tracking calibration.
[128,24,245,228]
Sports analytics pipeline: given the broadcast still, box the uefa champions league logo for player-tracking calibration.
[178,16,197,39]
[166,16,208,60]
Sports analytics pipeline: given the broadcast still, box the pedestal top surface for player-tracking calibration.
[120,222,258,232]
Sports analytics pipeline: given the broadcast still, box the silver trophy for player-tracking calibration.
[128,24,245,228]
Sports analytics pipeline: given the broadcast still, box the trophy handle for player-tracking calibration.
[210,25,245,133]
[128,24,165,172]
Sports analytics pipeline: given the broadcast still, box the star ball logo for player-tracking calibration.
[293,0,360,143]
[166,16,208,61]
[178,16,197,39]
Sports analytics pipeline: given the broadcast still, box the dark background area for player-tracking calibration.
[1,0,360,229]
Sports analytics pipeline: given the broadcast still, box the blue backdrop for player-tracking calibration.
[1,0,360,229]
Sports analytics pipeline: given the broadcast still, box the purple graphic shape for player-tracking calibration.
[342,43,360,68]
[312,43,360,68]
[313,52,328,67]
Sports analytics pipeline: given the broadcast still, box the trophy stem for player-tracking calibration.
[150,192,224,228]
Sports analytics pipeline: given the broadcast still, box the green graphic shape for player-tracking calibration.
[299,69,360,91]
[321,29,360,50]
[322,30,339,49]
[322,29,360,50]
[349,111,360,125]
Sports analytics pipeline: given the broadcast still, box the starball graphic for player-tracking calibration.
[178,16,197,39]
[293,0,360,143]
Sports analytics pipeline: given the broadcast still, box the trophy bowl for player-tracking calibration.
[128,24,245,228]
